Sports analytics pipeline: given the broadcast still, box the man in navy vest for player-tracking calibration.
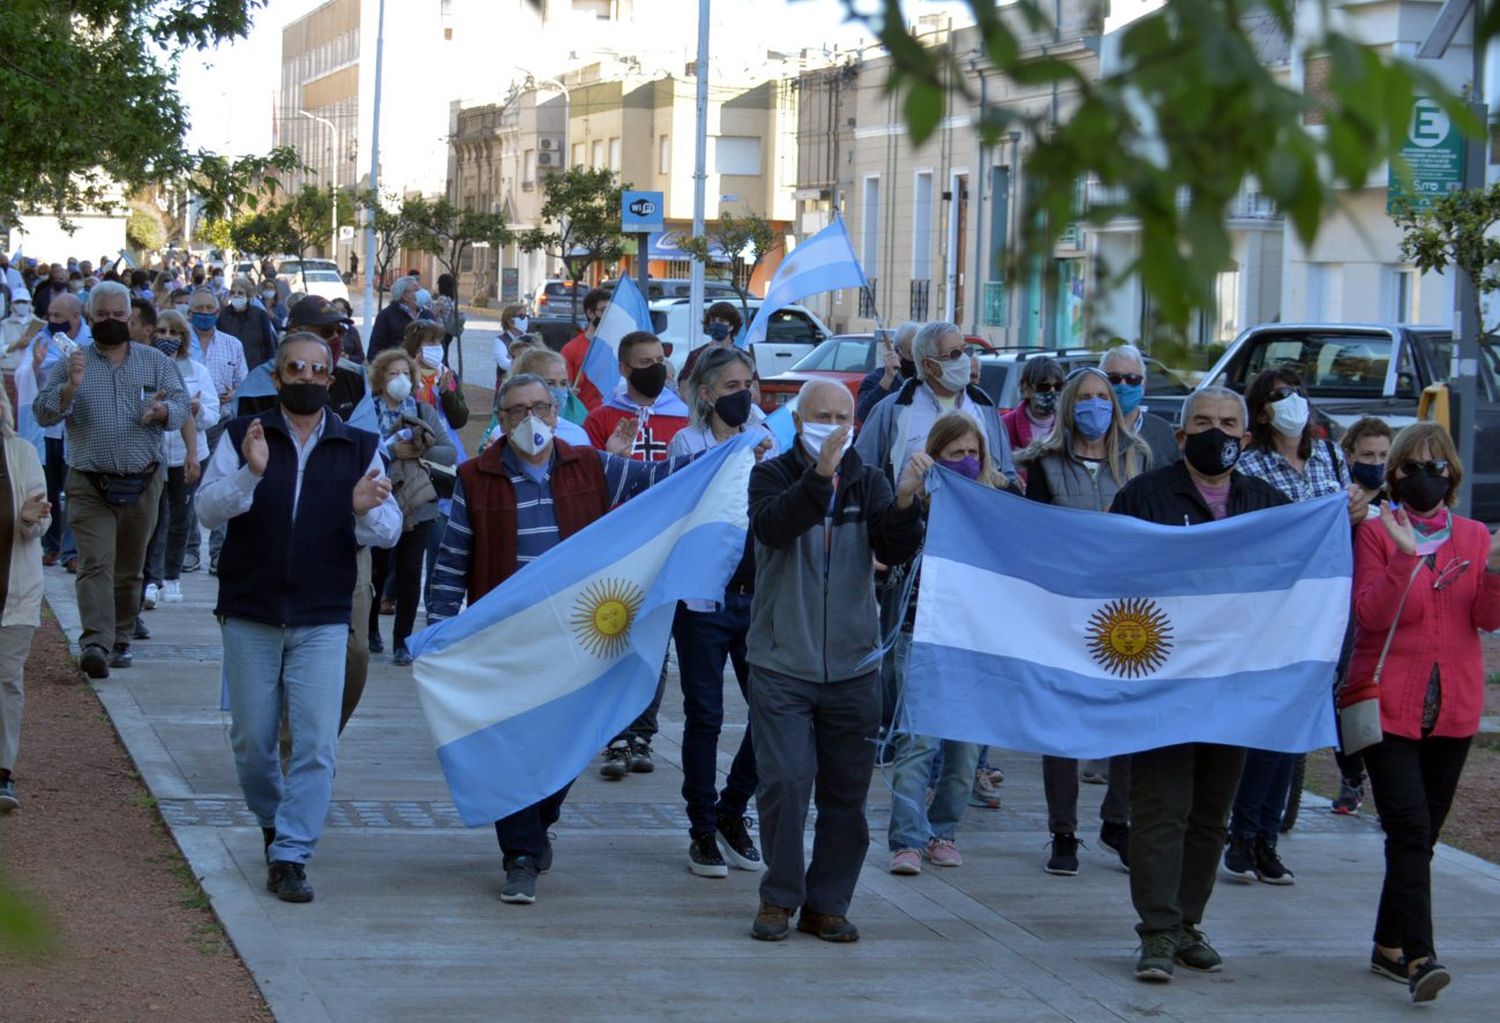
[197,333,401,903]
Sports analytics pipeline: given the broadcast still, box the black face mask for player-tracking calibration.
[899,357,917,379]
[277,380,330,416]
[1393,469,1450,514]
[1182,427,1242,477]
[93,318,131,348]
[713,389,753,428]
[628,363,668,401]
[1350,461,1384,492]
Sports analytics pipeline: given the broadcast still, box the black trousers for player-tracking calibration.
[1364,733,1471,962]
[368,521,431,648]
[494,782,572,865]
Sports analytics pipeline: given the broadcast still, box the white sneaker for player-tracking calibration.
[143,583,158,609]
[163,580,183,602]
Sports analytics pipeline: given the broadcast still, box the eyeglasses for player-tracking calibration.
[1433,557,1471,591]
[1105,372,1143,386]
[1269,386,1305,401]
[928,348,967,363]
[501,400,555,418]
[1032,381,1065,394]
[282,359,331,379]
[1400,459,1450,476]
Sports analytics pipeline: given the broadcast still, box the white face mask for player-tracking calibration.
[1269,392,1310,437]
[420,345,444,369]
[385,373,412,401]
[229,295,248,311]
[928,352,971,393]
[513,317,529,333]
[799,419,851,461]
[510,414,552,457]
[12,304,28,319]
[174,303,189,313]
[260,289,276,302]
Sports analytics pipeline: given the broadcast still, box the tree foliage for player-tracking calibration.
[1392,186,1500,335]
[681,210,782,323]
[518,167,628,323]
[861,0,1474,333]
[359,190,433,305]
[125,207,165,253]
[407,198,513,301]
[0,0,287,225]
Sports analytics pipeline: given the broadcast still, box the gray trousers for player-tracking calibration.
[1042,754,1132,835]
[0,625,36,774]
[749,666,879,917]
[66,468,163,651]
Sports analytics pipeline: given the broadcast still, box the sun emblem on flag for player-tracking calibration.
[570,579,646,659]
[1085,598,1174,678]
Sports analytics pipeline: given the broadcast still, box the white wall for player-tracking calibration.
[9,214,128,266]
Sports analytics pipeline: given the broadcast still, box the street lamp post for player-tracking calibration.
[298,109,339,265]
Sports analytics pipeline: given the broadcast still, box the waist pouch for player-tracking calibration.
[86,466,157,507]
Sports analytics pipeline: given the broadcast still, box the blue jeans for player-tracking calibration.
[671,593,757,838]
[1229,748,1298,846]
[222,617,346,864]
[886,631,980,850]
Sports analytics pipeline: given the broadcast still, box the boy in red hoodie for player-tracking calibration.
[584,330,689,461]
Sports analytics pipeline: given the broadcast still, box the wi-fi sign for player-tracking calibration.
[628,198,657,217]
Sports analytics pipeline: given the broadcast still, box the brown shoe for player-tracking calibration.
[43,551,59,567]
[750,901,792,941]
[64,557,78,573]
[797,909,860,943]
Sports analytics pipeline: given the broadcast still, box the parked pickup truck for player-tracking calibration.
[1196,323,1500,521]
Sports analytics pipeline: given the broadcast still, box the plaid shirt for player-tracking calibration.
[1237,439,1347,503]
[197,329,248,402]
[32,342,189,473]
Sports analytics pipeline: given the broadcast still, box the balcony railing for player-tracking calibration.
[981,281,1007,327]
[1084,181,1279,221]
[909,278,930,320]
[859,277,878,319]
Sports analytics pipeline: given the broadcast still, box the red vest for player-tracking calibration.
[456,439,610,600]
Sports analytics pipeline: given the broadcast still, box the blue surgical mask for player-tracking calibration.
[707,321,731,342]
[1112,381,1144,415]
[191,311,218,331]
[1073,397,1114,440]
[547,385,570,412]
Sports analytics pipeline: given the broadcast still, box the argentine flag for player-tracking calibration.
[581,275,653,401]
[409,434,756,825]
[743,217,867,346]
[903,474,1350,758]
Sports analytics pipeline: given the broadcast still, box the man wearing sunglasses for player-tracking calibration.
[1100,344,1179,468]
[196,333,401,905]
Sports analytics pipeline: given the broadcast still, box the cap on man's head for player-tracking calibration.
[288,294,345,328]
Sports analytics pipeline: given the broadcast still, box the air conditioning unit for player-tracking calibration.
[538,137,561,152]
[537,151,559,167]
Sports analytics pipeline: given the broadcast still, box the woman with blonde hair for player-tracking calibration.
[1017,367,1150,876]
[0,386,52,811]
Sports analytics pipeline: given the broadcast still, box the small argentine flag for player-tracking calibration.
[903,473,1350,758]
[581,275,653,401]
[408,433,757,825]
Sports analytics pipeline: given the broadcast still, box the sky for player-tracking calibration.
[177,0,973,156]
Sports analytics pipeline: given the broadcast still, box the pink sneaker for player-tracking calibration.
[925,838,963,867]
[889,848,922,875]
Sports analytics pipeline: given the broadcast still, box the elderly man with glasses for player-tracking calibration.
[196,333,400,904]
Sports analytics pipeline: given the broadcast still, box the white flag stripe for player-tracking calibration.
[913,555,1350,681]
[417,452,751,747]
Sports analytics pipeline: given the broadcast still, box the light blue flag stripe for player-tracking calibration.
[582,275,653,400]
[903,645,1339,759]
[926,473,1352,598]
[763,396,798,453]
[743,218,868,346]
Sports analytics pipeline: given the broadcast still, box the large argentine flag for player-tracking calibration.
[408,433,756,825]
[581,275,653,401]
[743,217,867,346]
[904,473,1350,758]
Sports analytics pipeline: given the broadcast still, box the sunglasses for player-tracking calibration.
[1432,557,1471,591]
[1032,381,1065,394]
[1269,386,1305,401]
[1399,459,1450,477]
[282,359,331,380]
[1105,372,1143,387]
[928,348,967,363]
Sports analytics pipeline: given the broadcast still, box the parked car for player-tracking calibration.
[528,279,587,318]
[973,348,1192,421]
[286,268,350,305]
[602,277,746,302]
[760,333,1000,414]
[650,299,830,378]
[1197,322,1500,520]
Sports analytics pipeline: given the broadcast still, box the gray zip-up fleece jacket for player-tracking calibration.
[747,442,924,683]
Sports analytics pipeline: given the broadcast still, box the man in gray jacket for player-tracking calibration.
[745,379,925,943]
[855,320,1017,487]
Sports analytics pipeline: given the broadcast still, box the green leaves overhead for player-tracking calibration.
[518,166,628,284]
[1391,185,1500,334]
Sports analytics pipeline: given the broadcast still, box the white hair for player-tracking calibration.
[911,321,962,383]
[1100,343,1146,373]
[391,276,418,305]
[85,279,130,318]
[1180,385,1249,429]
[892,320,920,353]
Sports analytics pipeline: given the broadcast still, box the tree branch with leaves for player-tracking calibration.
[1392,186,1500,338]
[518,167,628,325]
[680,210,781,326]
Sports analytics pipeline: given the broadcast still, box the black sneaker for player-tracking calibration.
[1135,931,1176,982]
[1252,838,1295,885]
[80,644,110,680]
[715,811,762,871]
[133,616,150,641]
[1370,946,1407,983]
[627,737,654,773]
[501,856,540,904]
[599,740,631,780]
[1332,777,1364,815]
[1409,961,1451,1003]
[368,633,384,655]
[688,834,729,878]
[1222,834,1255,881]
[1173,925,1223,973]
[1099,821,1130,872]
[392,643,413,666]
[1046,833,1080,875]
[108,643,133,669]
[266,861,314,903]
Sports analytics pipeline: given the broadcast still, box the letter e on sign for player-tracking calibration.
[1409,99,1450,149]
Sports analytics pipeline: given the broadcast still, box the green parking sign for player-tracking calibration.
[1388,98,1465,212]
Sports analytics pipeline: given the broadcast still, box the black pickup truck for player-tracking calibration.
[1196,323,1500,521]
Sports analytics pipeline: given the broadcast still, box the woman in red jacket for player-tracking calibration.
[1342,422,1500,1004]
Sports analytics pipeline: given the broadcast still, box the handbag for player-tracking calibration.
[1339,558,1424,755]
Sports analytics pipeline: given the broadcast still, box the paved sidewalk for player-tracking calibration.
[44,565,1500,1022]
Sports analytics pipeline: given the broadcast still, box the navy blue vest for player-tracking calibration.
[214,411,378,627]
